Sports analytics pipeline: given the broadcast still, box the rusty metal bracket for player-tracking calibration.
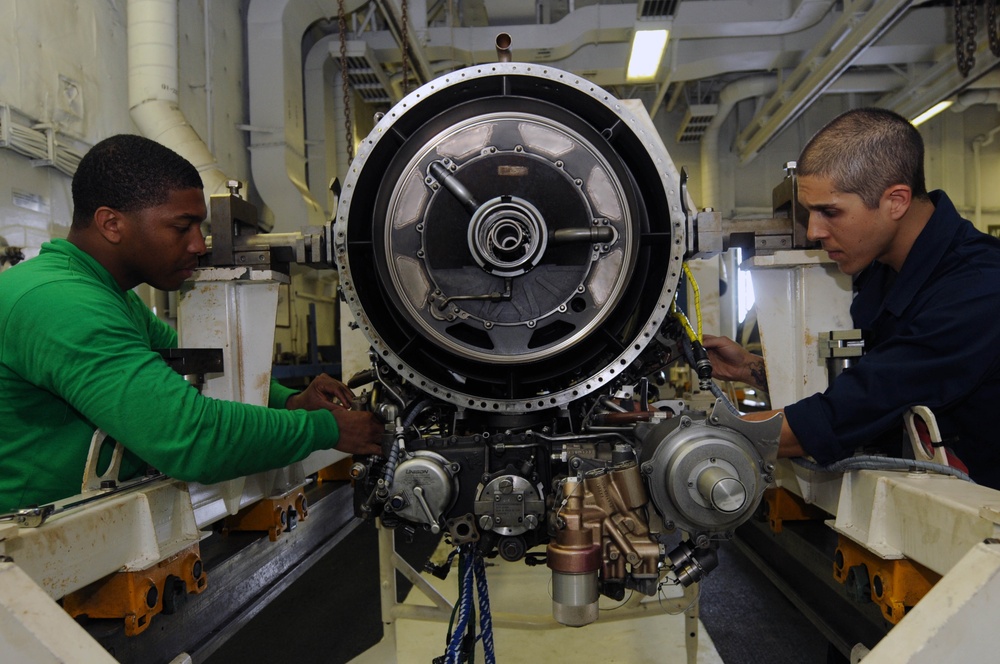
[833,535,941,624]
[62,543,207,636]
[760,487,828,534]
[221,487,310,542]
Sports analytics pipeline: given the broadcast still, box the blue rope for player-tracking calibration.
[445,550,475,664]
[474,553,496,664]
[382,435,401,485]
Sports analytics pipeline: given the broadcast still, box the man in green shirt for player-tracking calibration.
[0,134,383,511]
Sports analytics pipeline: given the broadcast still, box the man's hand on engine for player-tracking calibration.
[285,373,385,455]
[702,334,769,393]
[286,373,355,411]
[331,409,385,456]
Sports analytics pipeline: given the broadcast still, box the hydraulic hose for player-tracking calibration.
[792,455,973,482]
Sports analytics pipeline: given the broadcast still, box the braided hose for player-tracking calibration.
[475,554,496,664]
[445,550,476,664]
[793,455,973,482]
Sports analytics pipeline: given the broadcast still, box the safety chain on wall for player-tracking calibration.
[989,0,1000,56]
[401,0,410,95]
[955,0,978,77]
[338,0,354,162]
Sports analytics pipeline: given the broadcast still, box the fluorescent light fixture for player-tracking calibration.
[911,100,954,126]
[627,29,669,81]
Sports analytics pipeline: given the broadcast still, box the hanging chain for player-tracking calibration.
[401,0,411,96]
[955,0,978,78]
[338,0,354,162]
[989,0,1000,57]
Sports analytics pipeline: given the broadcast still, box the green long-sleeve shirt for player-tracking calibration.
[0,239,339,511]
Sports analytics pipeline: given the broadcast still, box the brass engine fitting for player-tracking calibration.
[547,461,662,626]
[547,476,602,626]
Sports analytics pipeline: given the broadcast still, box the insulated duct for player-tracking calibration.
[126,0,229,197]
[247,0,367,230]
[700,71,905,211]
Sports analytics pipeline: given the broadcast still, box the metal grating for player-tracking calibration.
[346,55,392,105]
[675,103,717,143]
[336,40,396,105]
[638,0,680,19]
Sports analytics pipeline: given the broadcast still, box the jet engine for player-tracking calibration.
[335,62,781,626]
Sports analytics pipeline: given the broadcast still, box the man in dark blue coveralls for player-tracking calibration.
[703,108,1000,489]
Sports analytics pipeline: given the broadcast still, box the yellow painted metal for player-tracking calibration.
[62,543,207,636]
[834,535,940,624]
[762,487,827,533]
[221,490,309,542]
[316,457,355,484]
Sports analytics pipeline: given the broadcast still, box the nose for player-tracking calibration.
[190,224,208,255]
[806,213,827,242]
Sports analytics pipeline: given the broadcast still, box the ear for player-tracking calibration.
[882,185,912,221]
[92,206,126,244]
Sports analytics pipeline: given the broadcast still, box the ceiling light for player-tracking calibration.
[911,100,954,126]
[626,29,669,82]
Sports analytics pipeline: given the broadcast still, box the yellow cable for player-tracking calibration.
[670,296,699,344]
[682,262,703,342]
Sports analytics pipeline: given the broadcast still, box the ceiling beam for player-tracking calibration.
[879,26,1000,121]
[734,0,910,164]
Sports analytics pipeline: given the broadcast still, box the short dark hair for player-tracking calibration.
[71,134,203,228]
[798,108,928,209]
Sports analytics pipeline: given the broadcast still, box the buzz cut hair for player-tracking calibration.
[797,107,928,209]
[71,134,203,228]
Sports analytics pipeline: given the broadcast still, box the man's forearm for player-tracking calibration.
[746,357,769,393]
[741,408,805,457]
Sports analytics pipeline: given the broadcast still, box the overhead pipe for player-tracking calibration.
[701,71,906,211]
[951,89,1000,113]
[671,0,833,39]
[303,34,360,215]
[126,0,229,198]
[951,89,1000,228]
[735,0,911,164]
[700,76,778,212]
[367,1,834,73]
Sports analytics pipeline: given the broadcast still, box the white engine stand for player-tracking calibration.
[748,250,1000,659]
[178,267,346,525]
[745,249,853,409]
[362,520,701,664]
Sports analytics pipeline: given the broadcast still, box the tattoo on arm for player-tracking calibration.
[748,360,768,392]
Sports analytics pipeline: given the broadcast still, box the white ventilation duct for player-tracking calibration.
[126,0,229,197]
[951,89,1000,227]
[951,89,1000,113]
[701,71,905,211]
[700,76,778,211]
